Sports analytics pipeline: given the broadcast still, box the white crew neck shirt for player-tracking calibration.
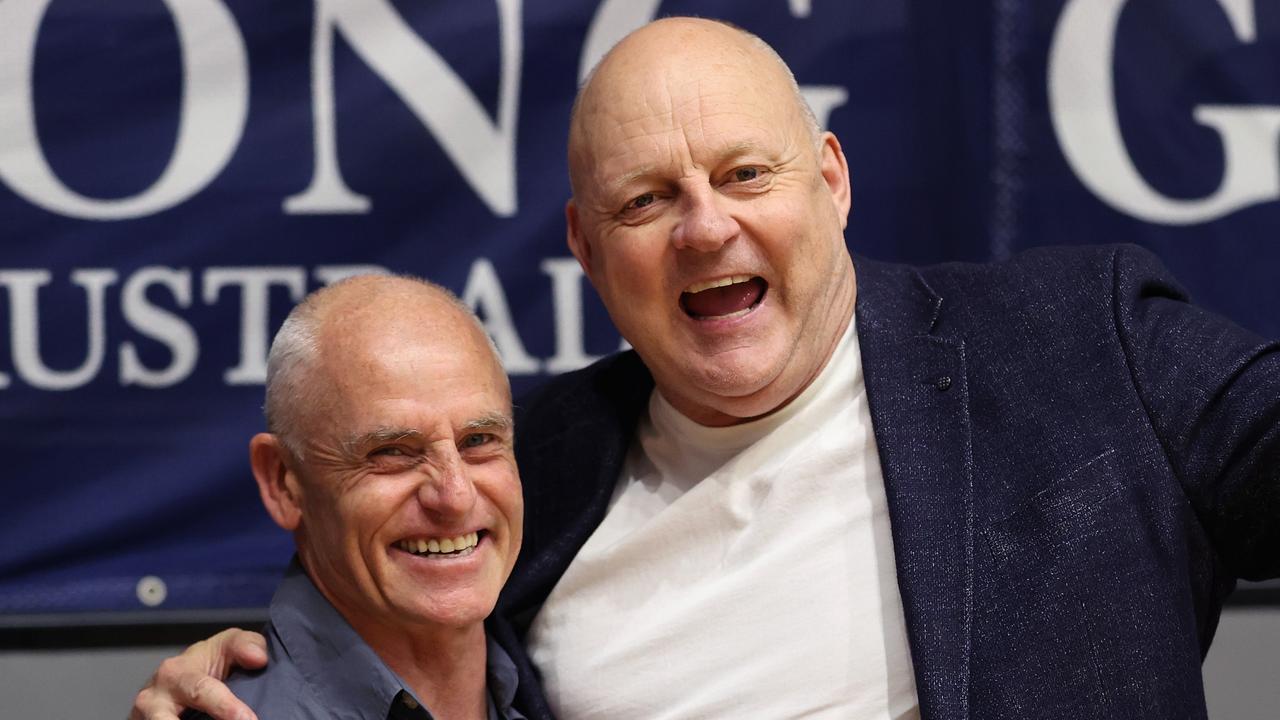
[526,320,920,719]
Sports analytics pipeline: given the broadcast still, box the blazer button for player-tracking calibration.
[935,375,952,391]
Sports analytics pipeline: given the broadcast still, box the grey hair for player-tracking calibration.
[263,274,499,460]
[263,295,321,460]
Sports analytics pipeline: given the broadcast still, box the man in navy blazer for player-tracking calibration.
[134,17,1278,720]
[499,244,1279,719]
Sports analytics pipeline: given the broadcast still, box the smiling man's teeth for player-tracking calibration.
[685,274,754,295]
[398,532,479,557]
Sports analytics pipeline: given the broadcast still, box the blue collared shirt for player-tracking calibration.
[203,559,525,720]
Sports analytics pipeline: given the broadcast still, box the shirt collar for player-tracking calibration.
[484,631,522,718]
[270,557,524,720]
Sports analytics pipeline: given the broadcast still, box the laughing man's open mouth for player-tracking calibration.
[680,275,767,319]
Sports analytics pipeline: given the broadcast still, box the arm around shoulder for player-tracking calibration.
[128,628,268,720]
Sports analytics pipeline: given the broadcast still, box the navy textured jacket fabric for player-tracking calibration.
[492,245,1280,720]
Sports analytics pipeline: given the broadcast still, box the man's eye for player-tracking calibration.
[371,446,407,457]
[626,193,656,211]
[461,433,495,449]
[731,167,761,182]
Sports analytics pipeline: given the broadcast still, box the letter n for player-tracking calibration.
[284,0,522,217]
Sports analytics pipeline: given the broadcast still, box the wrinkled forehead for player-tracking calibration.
[315,303,509,410]
[571,46,806,189]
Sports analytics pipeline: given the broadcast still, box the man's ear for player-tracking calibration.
[818,131,852,230]
[565,199,593,276]
[249,433,303,531]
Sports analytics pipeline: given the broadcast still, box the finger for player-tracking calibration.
[178,673,258,720]
[150,647,258,720]
[129,685,182,720]
[224,629,268,669]
[130,628,265,720]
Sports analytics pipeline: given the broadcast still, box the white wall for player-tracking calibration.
[1203,607,1280,719]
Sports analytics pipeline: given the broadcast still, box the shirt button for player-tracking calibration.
[935,376,952,391]
[402,694,419,710]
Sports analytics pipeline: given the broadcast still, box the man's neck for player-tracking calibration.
[361,619,491,720]
[300,558,493,718]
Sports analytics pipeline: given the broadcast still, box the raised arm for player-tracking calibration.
[1112,245,1280,579]
[128,628,268,720]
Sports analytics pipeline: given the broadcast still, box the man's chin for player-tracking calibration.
[379,567,503,630]
[391,595,498,630]
[663,361,797,425]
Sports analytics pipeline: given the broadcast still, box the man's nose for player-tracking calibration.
[416,447,478,519]
[670,186,738,252]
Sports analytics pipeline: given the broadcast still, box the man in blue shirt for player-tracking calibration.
[187,274,526,720]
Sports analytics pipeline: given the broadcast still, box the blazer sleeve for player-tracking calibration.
[1111,245,1280,580]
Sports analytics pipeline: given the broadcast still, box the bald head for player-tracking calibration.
[249,275,522,649]
[559,15,854,425]
[567,17,818,196]
[264,275,504,459]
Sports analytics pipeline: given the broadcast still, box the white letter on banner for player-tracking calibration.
[285,0,522,216]
[203,268,307,385]
[580,0,845,127]
[120,267,199,388]
[801,87,849,130]
[461,259,539,374]
[1049,0,1280,225]
[540,258,602,373]
[578,0,663,82]
[0,0,249,220]
[0,269,117,390]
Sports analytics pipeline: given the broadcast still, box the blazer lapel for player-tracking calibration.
[501,352,654,720]
[506,351,654,617]
[855,257,974,720]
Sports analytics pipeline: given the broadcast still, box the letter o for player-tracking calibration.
[0,0,249,220]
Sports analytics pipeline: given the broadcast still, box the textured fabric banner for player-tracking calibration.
[2,0,1277,616]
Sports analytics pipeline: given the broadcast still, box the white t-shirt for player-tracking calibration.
[526,320,920,719]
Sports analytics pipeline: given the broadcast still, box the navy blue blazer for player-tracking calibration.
[491,245,1280,719]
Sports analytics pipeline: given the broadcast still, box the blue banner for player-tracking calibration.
[2,0,1278,616]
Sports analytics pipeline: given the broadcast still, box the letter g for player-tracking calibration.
[1049,0,1280,225]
